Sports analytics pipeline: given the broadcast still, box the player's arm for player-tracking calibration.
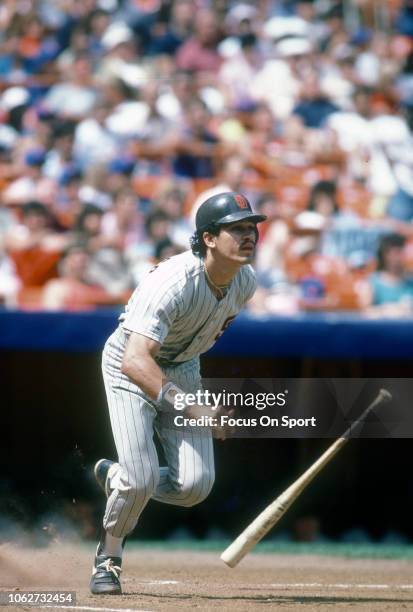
[122,332,230,439]
[122,332,209,413]
[121,332,167,401]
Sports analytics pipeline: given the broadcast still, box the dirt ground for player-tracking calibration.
[0,544,413,612]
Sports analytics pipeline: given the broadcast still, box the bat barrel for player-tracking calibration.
[221,535,252,567]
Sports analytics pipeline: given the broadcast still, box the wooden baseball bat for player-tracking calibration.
[220,388,392,568]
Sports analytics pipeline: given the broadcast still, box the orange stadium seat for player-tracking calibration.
[9,248,60,288]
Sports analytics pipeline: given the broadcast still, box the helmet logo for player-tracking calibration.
[234,194,249,209]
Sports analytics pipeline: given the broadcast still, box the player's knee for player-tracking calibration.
[179,469,215,507]
[121,468,160,506]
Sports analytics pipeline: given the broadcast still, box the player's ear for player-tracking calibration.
[203,231,217,249]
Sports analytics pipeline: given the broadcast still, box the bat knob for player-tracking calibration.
[379,389,392,403]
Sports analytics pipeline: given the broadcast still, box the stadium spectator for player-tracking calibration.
[172,97,220,179]
[43,52,97,119]
[146,0,192,56]
[73,204,105,251]
[54,166,84,226]
[365,233,413,316]
[176,8,222,74]
[98,21,146,91]
[3,148,56,206]
[154,185,192,248]
[72,202,133,294]
[0,249,20,307]
[5,200,66,253]
[156,69,197,122]
[294,180,384,266]
[73,100,118,169]
[293,72,340,129]
[43,120,77,180]
[125,209,172,282]
[5,201,68,290]
[0,0,412,317]
[42,244,130,311]
[219,33,263,108]
[255,192,290,286]
[153,236,184,262]
[101,188,144,250]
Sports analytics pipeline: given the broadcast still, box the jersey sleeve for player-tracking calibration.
[122,270,183,344]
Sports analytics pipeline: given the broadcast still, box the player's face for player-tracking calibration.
[207,220,258,264]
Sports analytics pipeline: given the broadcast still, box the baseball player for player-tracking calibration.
[90,192,266,594]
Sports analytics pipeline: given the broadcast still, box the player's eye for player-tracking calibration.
[231,224,254,232]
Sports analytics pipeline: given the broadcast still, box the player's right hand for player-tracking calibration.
[212,406,235,441]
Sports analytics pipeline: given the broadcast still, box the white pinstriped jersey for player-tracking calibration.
[119,250,256,364]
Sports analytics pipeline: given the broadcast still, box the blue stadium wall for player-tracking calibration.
[1,309,413,542]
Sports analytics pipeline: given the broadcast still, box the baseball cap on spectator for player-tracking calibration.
[108,157,135,175]
[25,148,46,166]
[59,166,82,185]
[294,210,327,232]
[1,87,30,111]
[276,37,312,58]
[264,16,310,40]
[300,276,325,299]
[0,125,18,150]
[233,99,258,113]
[218,37,241,59]
[225,3,257,29]
[351,28,372,46]
[78,185,112,210]
[101,22,133,50]
[290,236,319,257]
[37,107,56,121]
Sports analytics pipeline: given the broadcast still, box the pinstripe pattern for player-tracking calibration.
[100,250,255,538]
[120,251,256,363]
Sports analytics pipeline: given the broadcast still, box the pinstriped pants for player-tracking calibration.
[101,329,215,538]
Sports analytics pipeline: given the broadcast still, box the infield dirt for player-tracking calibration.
[0,544,412,611]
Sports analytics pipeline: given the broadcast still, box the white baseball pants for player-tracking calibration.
[101,329,215,537]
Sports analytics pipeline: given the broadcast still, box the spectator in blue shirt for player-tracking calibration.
[367,233,413,316]
[293,72,340,128]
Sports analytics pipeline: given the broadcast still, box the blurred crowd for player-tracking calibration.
[1,0,413,315]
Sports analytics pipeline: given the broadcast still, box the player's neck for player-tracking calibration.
[204,252,241,287]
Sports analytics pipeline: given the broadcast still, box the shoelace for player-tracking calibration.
[97,558,121,578]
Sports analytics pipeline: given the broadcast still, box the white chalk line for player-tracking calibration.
[255,583,413,591]
[43,606,154,612]
[136,579,413,591]
[138,580,179,585]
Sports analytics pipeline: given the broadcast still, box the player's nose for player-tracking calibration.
[242,227,256,242]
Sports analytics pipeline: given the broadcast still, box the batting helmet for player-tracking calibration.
[195,192,267,231]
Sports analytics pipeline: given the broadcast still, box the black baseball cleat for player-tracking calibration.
[94,459,118,498]
[90,545,122,595]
